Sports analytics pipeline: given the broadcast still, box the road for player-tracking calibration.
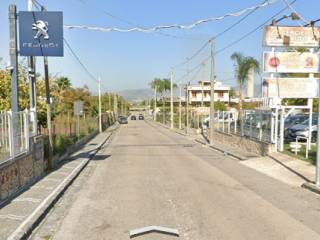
[31,120,320,240]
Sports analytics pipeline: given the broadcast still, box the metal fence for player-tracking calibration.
[0,110,36,163]
[210,110,273,143]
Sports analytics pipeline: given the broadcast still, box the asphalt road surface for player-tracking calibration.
[31,120,320,240]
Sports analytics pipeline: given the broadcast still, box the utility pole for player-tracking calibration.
[186,83,190,134]
[28,0,37,136]
[44,56,53,169]
[316,78,320,186]
[170,69,174,129]
[179,83,182,129]
[154,87,157,121]
[209,38,215,145]
[114,94,118,117]
[9,5,18,113]
[41,6,53,169]
[98,77,102,133]
[8,5,19,158]
[108,93,111,111]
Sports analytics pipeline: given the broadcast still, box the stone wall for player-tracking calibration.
[0,136,44,202]
[212,131,276,156]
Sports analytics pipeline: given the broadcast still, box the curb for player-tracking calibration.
[301,182,320,195]
[194,139,247,161]
[7,129,116,240]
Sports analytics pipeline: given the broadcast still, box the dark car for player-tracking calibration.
[118,116,128,124]
[284,114,309,131]
[138,115,144,120]
[286,116,318,142]
[131,115,137,120]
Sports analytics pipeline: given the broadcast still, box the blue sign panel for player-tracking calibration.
[19,11,63,56]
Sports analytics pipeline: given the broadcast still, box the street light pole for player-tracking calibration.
[179,83,182,129]
[209,38,215,145]
[98,77,102,133]
[316,78,320,185]
[154,87,157,121]
[170,69,174,129]
[27,0,37,136]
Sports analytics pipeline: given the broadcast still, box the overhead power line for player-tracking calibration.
[75,0,200,41]
[176,0,299,84]
[64,0,280,33]
[174,0,266,69]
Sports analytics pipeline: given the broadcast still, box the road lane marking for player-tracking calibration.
[0,214,25,221]
[13,198,42,203]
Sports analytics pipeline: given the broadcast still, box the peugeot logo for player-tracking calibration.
[32,20,49,40]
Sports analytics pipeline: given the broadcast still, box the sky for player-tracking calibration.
[0,0,319,94]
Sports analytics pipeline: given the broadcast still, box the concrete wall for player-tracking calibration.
[212,130,275,156]
[0,136,44,202]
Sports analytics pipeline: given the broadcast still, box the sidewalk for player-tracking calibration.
[241,152,316,187]
[153,120,316,188]
[0,125,117,240]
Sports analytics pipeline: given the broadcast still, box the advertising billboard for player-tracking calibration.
[263,52,320,73]
[19,11,63,56]
[263,78,319,98]
[263,26,320,47]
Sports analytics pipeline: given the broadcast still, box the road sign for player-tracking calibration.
[263,52,320,73]
[18,11,63,56]
[263,26,320,47]
[74,101,84,116]
[263,78,319,98]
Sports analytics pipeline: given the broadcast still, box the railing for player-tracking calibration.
[204,110,273,143]
[0,110,36,163]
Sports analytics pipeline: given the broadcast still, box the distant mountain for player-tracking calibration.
[117,88,154,102]
[118,88,181,103]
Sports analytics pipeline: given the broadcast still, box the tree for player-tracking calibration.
[230,52,260,111]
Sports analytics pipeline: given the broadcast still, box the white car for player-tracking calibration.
[202,112,237,129]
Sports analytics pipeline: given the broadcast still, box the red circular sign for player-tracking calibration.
[269,57,280,68]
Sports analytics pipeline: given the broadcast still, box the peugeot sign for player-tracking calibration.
[19,11,63,56]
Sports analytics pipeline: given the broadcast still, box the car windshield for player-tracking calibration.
[301,117,318,126]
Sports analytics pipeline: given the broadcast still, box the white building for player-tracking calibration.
[187,80,231,105]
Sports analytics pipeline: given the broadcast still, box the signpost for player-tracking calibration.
[263,25,320,188]
[74,101,83,138]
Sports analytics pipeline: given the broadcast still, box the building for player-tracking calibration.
[187,80,231,105]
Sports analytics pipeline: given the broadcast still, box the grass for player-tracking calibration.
[283,143,316,165]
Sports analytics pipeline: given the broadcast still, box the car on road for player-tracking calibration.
[138,114,144,120]
[131,115,137,120]
[286,116,318,142]
[118,116,128,124]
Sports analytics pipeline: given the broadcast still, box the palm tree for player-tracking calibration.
[150,78,164,121]
[230,52,260,111]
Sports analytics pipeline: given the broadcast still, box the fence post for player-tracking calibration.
[222,111,225,133]
[259,111,263,141]
[7,111,15,158]
[228,112,231,134]
[24,109,30,151]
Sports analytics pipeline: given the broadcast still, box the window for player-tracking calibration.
[218,92,224,98]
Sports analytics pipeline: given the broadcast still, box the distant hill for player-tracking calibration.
[117,88,154,102]
[118,88,182,103]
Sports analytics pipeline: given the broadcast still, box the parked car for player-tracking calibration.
[284,114,309,131]
[131,115,137,120]
[138,114,144,120]
[286,117,318,142]
[118,116,128,124]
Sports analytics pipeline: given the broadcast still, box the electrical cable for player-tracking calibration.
[64,0,280,33]
[74,0,201,41]
[173,0,271,69]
